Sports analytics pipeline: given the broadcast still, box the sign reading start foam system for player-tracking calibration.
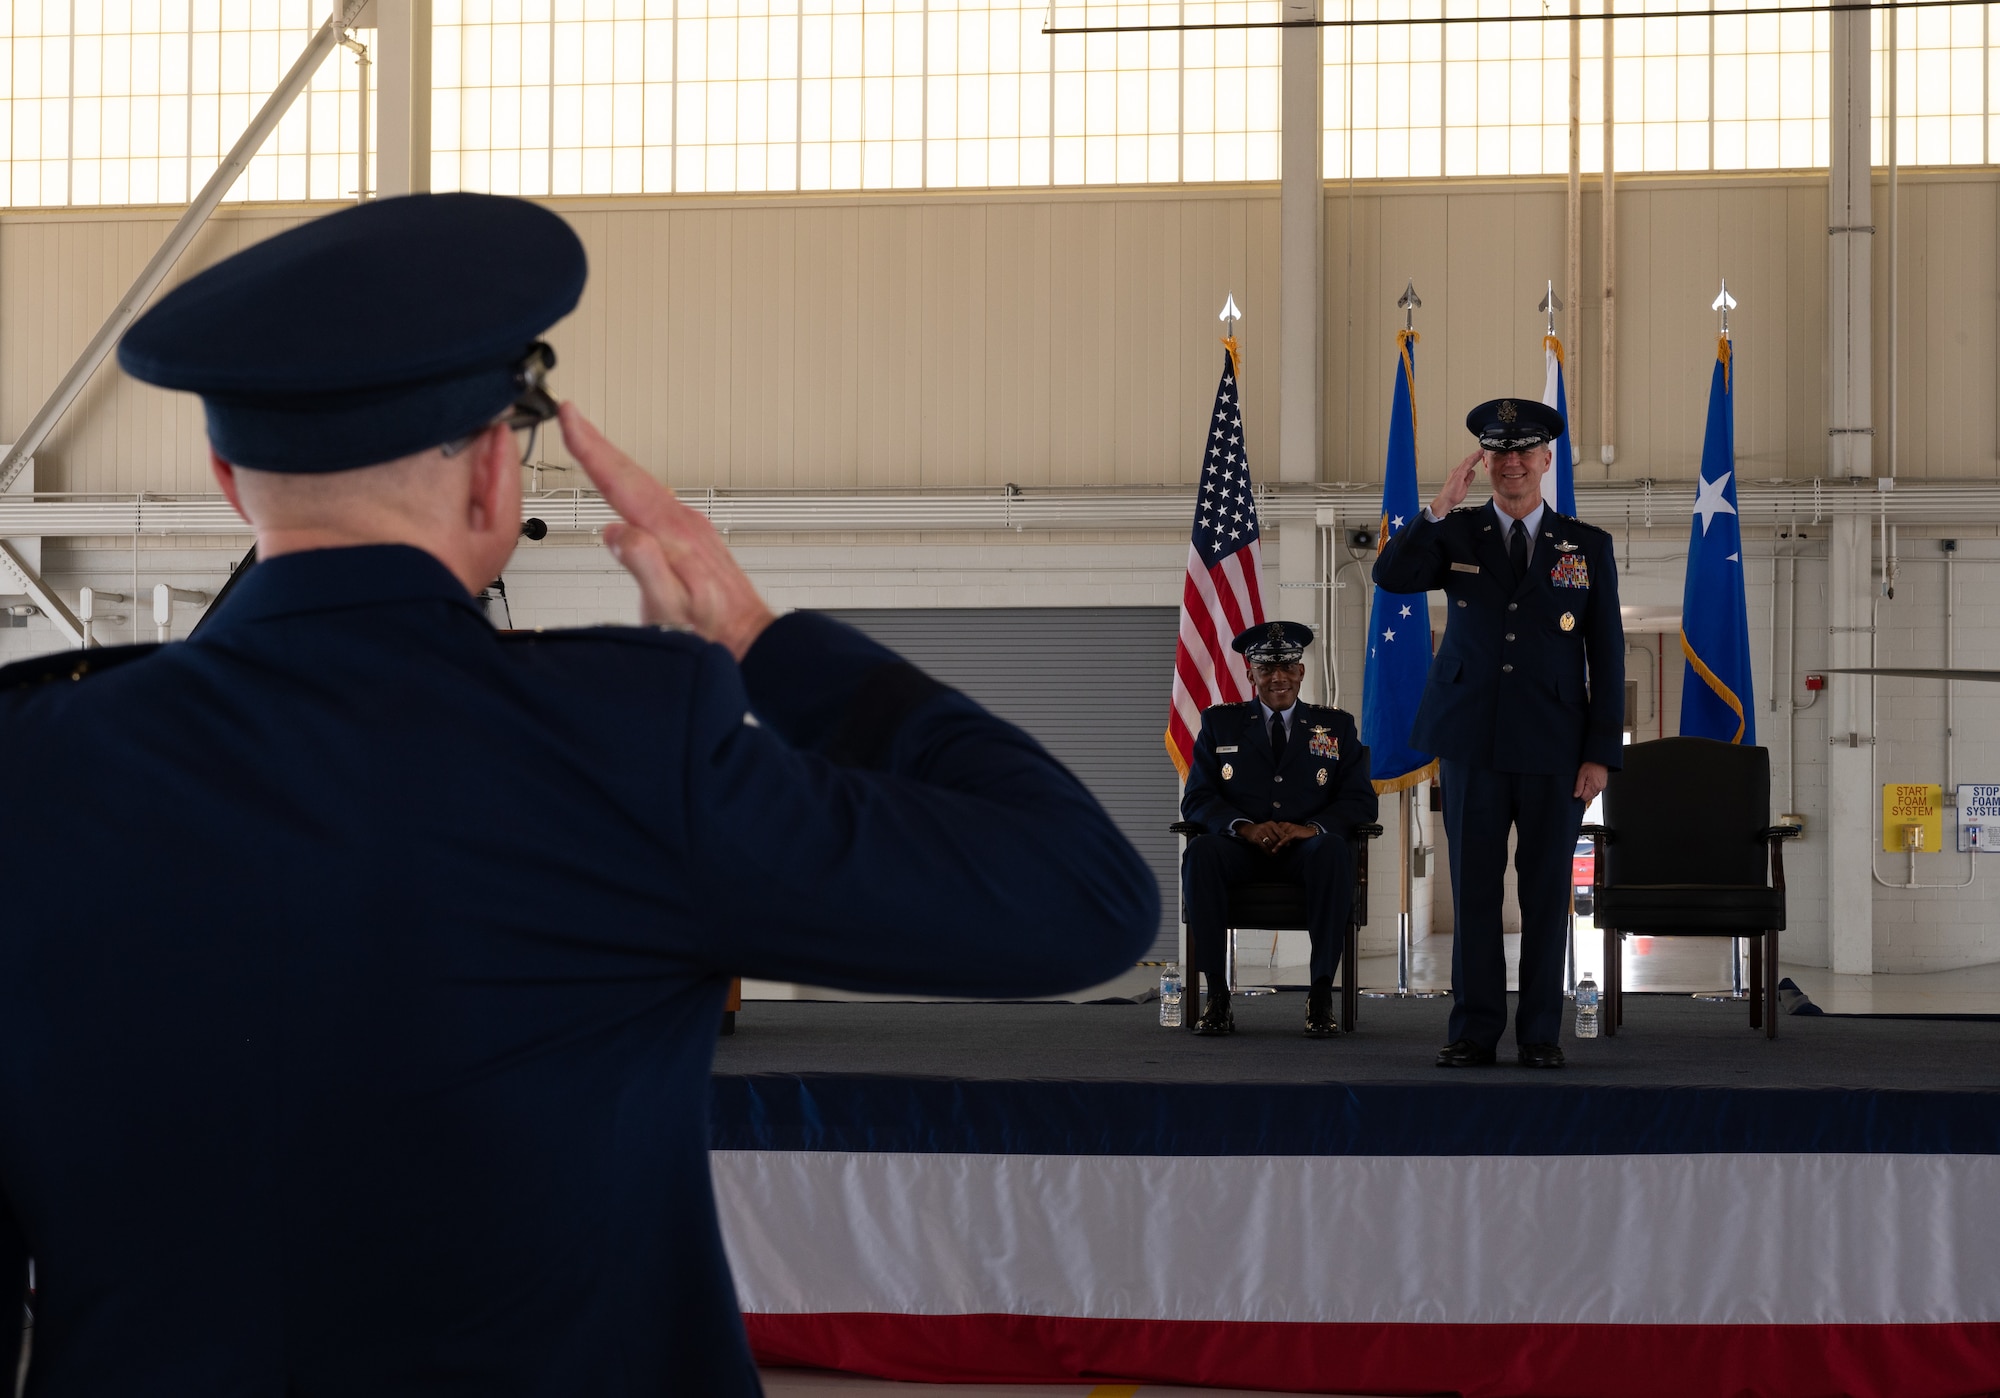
[1881,784,1943,853]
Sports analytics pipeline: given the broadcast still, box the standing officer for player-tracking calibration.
[1180,621,1378,1037]
[0,194,1157,1395]
[1372,398,1624,1069]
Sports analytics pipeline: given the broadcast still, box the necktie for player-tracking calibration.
[1270,710,1287,766]
[1509,518,1529,584]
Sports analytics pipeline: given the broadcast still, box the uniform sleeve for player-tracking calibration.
[1179,712,1249,835]
[1371,513,1449,594]
[1,1188,23,1389]
[1327,720,1379,833]
[1583,538,1627,770]
[682,611,1159,998]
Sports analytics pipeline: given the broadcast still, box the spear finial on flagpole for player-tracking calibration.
[1218,293,1243,377]
[1398,280,1421,333]
[1539,279,1563,337]
[1712,277,1737,336]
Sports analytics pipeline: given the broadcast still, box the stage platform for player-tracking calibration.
[713,993,2000,1090]
[710,996,2000,1398]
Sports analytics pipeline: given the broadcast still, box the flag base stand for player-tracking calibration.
[1363,790,1446,999]
[1693,941,1750,1002]
[1225,932,1278,997]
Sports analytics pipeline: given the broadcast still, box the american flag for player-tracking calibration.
[1166,346,1267,777]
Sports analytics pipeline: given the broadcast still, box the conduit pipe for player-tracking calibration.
[0,0,373,495]
[1599,13,1617,469]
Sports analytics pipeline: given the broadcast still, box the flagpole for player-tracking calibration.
[1693,276,1751,1005]
[1538,279,1581,1000]
[1364,280,1445,1002]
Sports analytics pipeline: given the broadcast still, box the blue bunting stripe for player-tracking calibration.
[711,1074,2000,1157]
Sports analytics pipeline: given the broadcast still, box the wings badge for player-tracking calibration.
[1308,725,1338,760]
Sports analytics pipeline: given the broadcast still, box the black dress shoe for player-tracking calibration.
[1517,1042,1566,1069]
[1303,978,1338,1038]
[1435,1038,1497,1067]
[1194,989,1235,1036]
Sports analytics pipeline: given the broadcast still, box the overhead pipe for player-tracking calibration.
[0,0,372,495]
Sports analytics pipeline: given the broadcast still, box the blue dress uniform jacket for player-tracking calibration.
[1181,701,1377,836]
[0,545,1157,1398]
[1371,504,1625,775]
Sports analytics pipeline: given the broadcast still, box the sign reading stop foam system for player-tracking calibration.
[1957,784,2000,852]
[710,1077,2000,1398]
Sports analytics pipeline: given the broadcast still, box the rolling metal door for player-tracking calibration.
[823,607,1182,962]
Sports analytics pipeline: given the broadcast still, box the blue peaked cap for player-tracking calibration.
[118,193,587,473]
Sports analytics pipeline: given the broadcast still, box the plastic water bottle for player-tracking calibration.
[1159,964,1183,1027]
[1574,977,1600,1039]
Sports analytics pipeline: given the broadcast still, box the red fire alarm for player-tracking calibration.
[1805,673,1826,692]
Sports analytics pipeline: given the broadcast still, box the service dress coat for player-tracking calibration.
[0,544,1158,1398]
[1372,503,1625,775]
[1181,700,1378,835]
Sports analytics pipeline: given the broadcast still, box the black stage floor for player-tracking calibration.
[714,992,2000,1093]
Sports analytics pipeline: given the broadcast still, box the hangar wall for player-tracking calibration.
[6,167,1998,494]
[6,171,2000,975]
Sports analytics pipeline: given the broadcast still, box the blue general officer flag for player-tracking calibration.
[1363,330,1438,793]
[1541,334,1578,517]
[1680,334,1756,744]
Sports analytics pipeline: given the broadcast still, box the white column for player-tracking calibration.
[1279,520,1319,699]
[1277,0,1322,486]
[1825,10,1874,975]
[373,0,432,196]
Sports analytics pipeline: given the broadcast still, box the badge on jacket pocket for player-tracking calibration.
[1222,763,1234,781]
[1316,767,1328,786]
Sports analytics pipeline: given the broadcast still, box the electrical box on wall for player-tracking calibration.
[1882,784,1943,854]
[1955,785,2000,852]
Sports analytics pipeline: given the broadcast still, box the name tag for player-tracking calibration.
[1450,562,1480,574]
[1217,745,1239,753]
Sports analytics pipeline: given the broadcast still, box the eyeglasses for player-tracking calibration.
[441,341,560,462]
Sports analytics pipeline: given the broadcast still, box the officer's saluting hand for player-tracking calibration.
[1373,397,1625,1070]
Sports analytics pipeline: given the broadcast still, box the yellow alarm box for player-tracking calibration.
[1881,783,1943,854]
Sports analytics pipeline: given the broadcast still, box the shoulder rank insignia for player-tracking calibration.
[1308,725,1338,760]
[1221,762,1234,781]
[1550,554,1591,589]
[0,643,161,693]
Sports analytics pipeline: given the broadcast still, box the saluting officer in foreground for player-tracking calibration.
[0,194,1157,1396]
[1372,399,1624,1069]
[1180,621,1378,1037]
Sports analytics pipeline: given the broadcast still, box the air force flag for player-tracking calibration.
[1363,330,1437,793]
[1679,335,1756,744]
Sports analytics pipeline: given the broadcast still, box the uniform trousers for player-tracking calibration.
[1182,832,1355,994]
[1439,759,1586,1049]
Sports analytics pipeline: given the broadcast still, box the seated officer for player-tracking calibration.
[0,194,1157,1396]
[1180,621,1378,1037]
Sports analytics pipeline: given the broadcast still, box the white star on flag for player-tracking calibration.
[1693,471,1737,535]
[1391,515,1404,528]
[1382,628,1396,642]
[1399,605,1412,618]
